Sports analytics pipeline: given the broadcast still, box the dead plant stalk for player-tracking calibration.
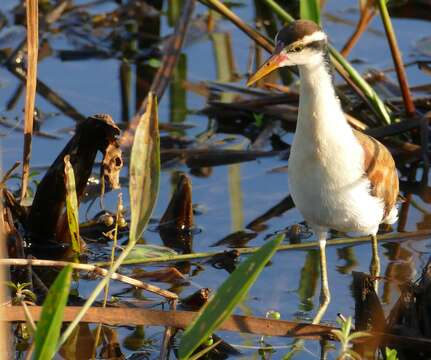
[21,0,39,203]
[377,0,415,116]
[95,229,431,266]
[0,258,177,300]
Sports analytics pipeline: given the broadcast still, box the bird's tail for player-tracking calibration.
[383,206,398,225]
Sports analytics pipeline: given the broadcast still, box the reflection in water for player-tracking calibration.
[382,242,414,304]
[160,173,194,253]
[228,163,244,233]
[336,246,358,275]
[370,235,381,292]
[119,61,131,123]
[59,323,128,360]
[123,325,153,354]
[297,250,319,312]
[170,53,188,128]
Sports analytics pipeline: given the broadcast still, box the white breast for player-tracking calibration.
[288,61,384,235]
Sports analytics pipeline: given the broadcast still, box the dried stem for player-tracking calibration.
[21,0,39,203]
[0,259,178,300]
[92,193,124,358]
[95,229,431,266]
[4,306,431,350]
[341,6,376,57]
[200,0,274,52]
[377,0,416,116]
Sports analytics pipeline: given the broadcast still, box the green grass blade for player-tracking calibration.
[125,244,177,261]
[300,0,320,24]
[64,155,81,254]
[385,347,399,360]
[188,340,222,360]
[33,265,72,360]
[329,47,392,124]
[129,92,161,242]
[178,234,285,359]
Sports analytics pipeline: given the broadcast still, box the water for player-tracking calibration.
[1,0,430,358]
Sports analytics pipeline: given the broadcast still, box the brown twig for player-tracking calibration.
[0,196,11,357]
[1,305,336,339]
[4,306,431,350]
[21,0,39,203]
[200,0,272,53]
[7,65,86,122]
[377,0,416,116]
[341,5,376,57]
[0,258,178,300]
[0,161,21,188]
[95,229,431,267]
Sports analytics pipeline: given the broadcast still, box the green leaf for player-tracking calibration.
[125,244,178,261]
[342,316,352,338]
[64,155,81,254]
[385,347,399,360]
[129,92,161,243]
[331,329,344,342]
[348,331,371,341]
[33,265,73,360]
[344,349,363,360]
[253,113,264,128]
[188,340,222,360]
[300,0,320,24]
[147,58,162,68]
[178,234,284,359]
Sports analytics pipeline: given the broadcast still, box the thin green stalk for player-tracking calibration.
[329,47,392,124]
[377,0,415,116]
[94,229,431,267]
[101,194,123,306]
[91,194,123,359]
[57,242,135,349]
[262,0,392,125]
[262,0,294,22]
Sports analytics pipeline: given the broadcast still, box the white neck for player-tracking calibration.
[296,58,350,144]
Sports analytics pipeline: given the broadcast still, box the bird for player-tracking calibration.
[247,20,399,324]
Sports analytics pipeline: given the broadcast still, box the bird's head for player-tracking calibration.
[247,20,327,86]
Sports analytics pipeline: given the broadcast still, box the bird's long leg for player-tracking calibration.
[312,231,331,324]
[370,234,380,292]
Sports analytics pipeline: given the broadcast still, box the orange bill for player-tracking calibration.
[247,53,285,87]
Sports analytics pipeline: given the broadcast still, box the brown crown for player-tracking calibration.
[276,20,322,46]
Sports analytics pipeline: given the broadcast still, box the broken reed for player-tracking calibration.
[21,0,39,204]
[377,0,416,116]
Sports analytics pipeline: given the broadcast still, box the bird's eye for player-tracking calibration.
[292,45,303,52]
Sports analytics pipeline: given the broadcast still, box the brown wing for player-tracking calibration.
[353,130,399,220]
